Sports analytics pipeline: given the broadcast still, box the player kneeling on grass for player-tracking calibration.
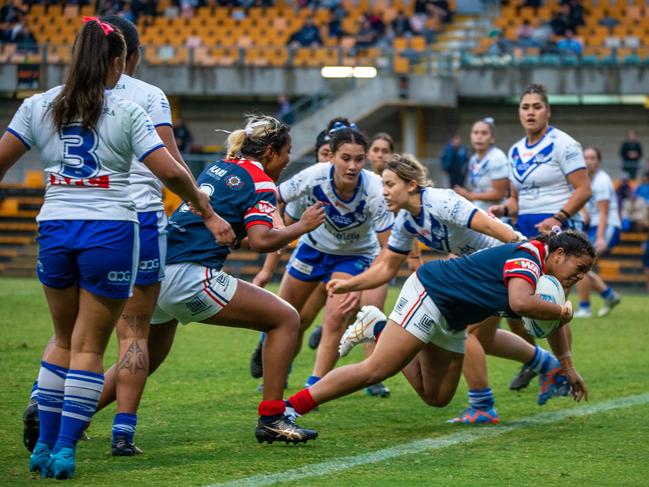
[285,231,593,429]
[100,115,325,444]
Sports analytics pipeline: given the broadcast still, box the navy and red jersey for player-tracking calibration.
[166,159,277,270]
[416,240,547,330]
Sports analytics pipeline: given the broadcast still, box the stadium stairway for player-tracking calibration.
[599,231,648,288]
[289,75,457,159]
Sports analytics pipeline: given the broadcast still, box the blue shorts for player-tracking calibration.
[37,220,139,299]
[587,226,621,256]
[135,211,167,286]
[516,213,585,238]
[287,242,372,283]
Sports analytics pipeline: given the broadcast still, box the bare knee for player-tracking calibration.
[420,393,452,408]
[272,305,300,335]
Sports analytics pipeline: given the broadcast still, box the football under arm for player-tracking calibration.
[0,132,28,182]
[507,277,563,320]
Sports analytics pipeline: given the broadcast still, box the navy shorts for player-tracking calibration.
[287,242,372,283]
[587,226,621,256]
[37,220,139,299]
[135,211,167,286]
[516,213,585,239]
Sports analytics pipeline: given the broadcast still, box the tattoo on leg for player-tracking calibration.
[120,314,150,336]
[118,341,148,375]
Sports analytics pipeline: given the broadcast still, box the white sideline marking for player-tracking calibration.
[207,393,649,487]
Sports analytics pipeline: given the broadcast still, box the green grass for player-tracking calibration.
[1,278,648,486]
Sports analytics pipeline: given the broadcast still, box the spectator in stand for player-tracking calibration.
[173,118,194,154]
[288,18,322,48]
[531,19,553,51]
[441,135,469,188]
[557,29,582,56]
[327,9,347,39]
[355,17,378,48]
[599,13,619,30]
[550,3,573,36]
[516,19,534,47]
[620,129,643,179]
[488,31,514,55]
[430,0,451,24]
[565,0,585,29]
[363,10,386,39]
[621,192,648,232]
[391,10,412,38]
[275,95,295,126]
[0,0,24,24]
[636,172,649,205]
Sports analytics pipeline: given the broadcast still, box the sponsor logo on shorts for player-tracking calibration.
[414,314,434,334]
[291,258,313,275]
[395,297,408,313]
[186,296,208,315]
[139,259,160,271]
[107,271,131,283]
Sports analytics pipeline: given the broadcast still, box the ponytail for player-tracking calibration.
[225,115,290,160]
[50,19,126,131]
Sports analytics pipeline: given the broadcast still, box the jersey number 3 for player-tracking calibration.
[59,125,100,178]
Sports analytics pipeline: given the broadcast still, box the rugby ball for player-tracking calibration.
[522,274,565,339]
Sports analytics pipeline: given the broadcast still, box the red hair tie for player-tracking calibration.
[82,16,115,36]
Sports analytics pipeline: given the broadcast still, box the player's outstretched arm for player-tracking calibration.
[247,201,325,253]
[470,209,522,243]
[327,247,406,296]
[143,147,236,246]
[507,277,571,321]
[547,324,588,402]
[0,132,29,182]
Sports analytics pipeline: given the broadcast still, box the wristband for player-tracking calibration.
[558,209,571,219]
[552,213,566,223]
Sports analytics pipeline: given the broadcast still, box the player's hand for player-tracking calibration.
[204,211,236,247]
[534,217,561,233]
[564,367,588,402]
[559,300,573,325]
[252,269,273,288]
[488,204,506,218]
[595,236,607,254]
[453,185,471,199]
[327,278,351,297]
[339,291,362,315]
[271,208,285,229]
[299,201,326,233]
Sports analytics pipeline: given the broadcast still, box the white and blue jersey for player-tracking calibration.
[166,158,277,270]
[416,240,547,331]
[509,127,586,237]
[587,169,621,250]
[466,146,509,212]
[279,164,393,257]
[387,187,501,257]
[112,74,173,212]
[111,74,173,284]
[7,86,165,223]
[6,86,164,298]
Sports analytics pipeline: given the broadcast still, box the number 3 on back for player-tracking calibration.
[59,124,100,178]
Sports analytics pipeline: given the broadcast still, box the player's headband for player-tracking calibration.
[245,120,272,136]
[83,16,115,36]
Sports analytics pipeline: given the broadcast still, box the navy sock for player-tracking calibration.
[579,300,591,309]
[373,320,387,338]
[112,413,137,443]
[600,287,613,300]
[30,380,39,402]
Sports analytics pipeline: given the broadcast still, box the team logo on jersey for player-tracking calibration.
[469,159,489,186]
[512,143,554,182]
[226,175,244,189]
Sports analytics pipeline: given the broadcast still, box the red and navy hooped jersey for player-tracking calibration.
[416,240,547,330]
[166,158,277,269]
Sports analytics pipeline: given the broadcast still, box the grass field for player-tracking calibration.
[1,277,648,486]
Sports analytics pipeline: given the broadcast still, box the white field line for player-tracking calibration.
[207,392,649,487]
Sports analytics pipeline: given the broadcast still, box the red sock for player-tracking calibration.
[258,399,286,417]
[288,388,317,415]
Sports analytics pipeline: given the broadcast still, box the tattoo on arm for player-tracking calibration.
[120,314,151,336]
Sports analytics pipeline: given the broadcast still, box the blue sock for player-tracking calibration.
[30,380,39,402]
[112,413,137,443]
[36,361,68,448]
[373,320,387,337]
[468,388,494,410]
[54,369,104,452]
[305,375,320,388]
[600,287,613,300]
[579,300,591,310]
[525,346,558,375]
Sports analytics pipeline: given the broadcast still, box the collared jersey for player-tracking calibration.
[509,127,586,217]
[387,187,502,257]
[166,159,277,269]
[416,240,547,330]
[7,86,164,223]
[278,164,393,257]
[111,74,173,212]
[466,146,509,212]
[587,169,621,229]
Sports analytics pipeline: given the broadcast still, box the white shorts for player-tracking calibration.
[388,273,466,354]
[151,263,238,325]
